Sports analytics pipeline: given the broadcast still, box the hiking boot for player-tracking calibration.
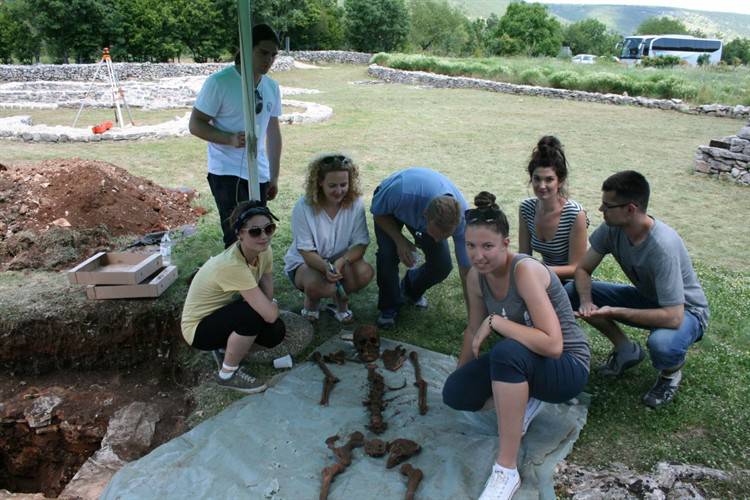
[522,397,545,436]
[643,370,682,408]
[215,368,267,394]
[211,349,224,371]
[597,341,645,377]
[478,466,521,500]
[376,309,398,329]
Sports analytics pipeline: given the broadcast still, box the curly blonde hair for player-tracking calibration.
[304,153,362,211]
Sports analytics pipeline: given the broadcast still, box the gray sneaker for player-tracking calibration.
[211,349,224,370]
[643,370,682,408]
[215,369,267,394]
[597,341,645,376]
[377,309,398,329]
[522,398,545,436]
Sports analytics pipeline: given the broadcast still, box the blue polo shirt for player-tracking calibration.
[370,167,470,268]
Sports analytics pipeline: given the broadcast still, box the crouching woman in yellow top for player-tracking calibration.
[181,201,286,394]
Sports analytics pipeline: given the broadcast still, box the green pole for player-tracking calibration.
[237,0,260,201]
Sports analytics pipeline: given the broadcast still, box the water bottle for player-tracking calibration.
[160,230,172,266]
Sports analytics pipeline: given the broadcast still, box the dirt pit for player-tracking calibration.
[0,158,206,271]
[0,359,194,497]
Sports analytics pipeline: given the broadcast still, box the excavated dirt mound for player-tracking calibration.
[0,158,206,270]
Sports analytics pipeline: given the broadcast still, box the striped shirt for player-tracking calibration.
[519,198,587,267]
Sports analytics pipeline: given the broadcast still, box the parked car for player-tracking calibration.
[572,54,597,64]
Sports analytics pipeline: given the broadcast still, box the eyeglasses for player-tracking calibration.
[246,223,276,238]
[254,88,263,114]
[600,201,633,211]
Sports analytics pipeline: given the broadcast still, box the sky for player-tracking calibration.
[535,0,750,15]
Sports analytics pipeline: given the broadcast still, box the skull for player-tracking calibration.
[353,324,380,362]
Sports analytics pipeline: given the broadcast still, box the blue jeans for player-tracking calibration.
[565,281,704,370]
[442,339,589,411]
[374,219,452,312]
[207,174,269,248]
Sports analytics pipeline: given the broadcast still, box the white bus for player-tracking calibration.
[619,35,723,66]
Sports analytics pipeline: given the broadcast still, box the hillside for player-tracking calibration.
[449,1,750,40]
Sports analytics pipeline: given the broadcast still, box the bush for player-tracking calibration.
[547,70,580,89]
[697,53,711,66]
[519,68,546,86]
[652,75,695,99]
[641,55,682,68]
[580,72,630,94]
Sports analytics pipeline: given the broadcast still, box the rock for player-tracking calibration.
[247,310,313,363]
[738,126,750,140]
[52,218,71,227]
[694,160,710,173]
[103,401,160,461]
[556,461,733,500]
[23,394,62,428]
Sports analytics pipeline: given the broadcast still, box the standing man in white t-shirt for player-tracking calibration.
[190,23,282,248]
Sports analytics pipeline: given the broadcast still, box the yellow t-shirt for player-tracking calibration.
[181,244,273,345]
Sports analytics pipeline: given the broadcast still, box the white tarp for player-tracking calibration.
[102,337,588,499]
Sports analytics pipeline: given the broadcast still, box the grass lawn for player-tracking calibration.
[3,64,749,490]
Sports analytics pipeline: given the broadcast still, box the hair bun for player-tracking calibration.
[474,191,498,210]
[537,135,562,151]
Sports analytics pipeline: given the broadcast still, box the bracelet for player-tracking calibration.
[488,313,496,333]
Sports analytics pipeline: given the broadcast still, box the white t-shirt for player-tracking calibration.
[194,66,281,183]
[283,196,370,274]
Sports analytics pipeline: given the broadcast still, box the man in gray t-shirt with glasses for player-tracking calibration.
[566,170,708,408]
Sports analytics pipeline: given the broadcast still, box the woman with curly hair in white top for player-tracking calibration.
[284,153,374,323]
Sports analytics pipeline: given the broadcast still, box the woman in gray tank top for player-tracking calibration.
[442,191,590,500]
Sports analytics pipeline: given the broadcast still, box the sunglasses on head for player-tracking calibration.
[254,88,263,114]
[321,154,351,167]
[245,223,276,238]
[465,207,503,224]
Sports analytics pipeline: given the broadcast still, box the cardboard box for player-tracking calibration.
[68,252,163,286]
[85,265,178,300]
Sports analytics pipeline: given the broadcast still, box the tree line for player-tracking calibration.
[0,0,748,65]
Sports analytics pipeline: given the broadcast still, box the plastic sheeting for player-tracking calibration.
[102,337,589,499]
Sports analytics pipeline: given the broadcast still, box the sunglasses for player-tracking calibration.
[245,223,276,238]
[465,208,504,224]
[255,88,263,114]
[321,154,351,166]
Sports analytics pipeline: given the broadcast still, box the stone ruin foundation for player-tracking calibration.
[694,119,750,185]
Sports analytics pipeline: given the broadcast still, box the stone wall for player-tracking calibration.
[694,121,750,185]
[0,51,372,82]
[0,56,295,82]
[367,64,750,121]
[285,50,372,65]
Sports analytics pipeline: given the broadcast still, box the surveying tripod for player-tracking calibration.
[73,47,134,128]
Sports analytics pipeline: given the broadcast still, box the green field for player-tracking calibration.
[373,52,750,106]
[3,64,749,492]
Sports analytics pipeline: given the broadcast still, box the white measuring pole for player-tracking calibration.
[237,0,260,201]
[104,54,126,128]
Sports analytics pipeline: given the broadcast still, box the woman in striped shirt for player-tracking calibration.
[518,136,588,281]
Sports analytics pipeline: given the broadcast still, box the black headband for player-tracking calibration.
[233,206,279,234]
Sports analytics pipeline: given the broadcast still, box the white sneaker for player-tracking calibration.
[478,466,520,500]
[521,398,545,436]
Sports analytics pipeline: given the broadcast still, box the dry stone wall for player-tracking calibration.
[0,56,295,82]
[0,51,373,82]
[367,64,750,121]
[694,120,750,185]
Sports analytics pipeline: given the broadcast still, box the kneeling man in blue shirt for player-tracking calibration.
[370,167,471,328]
